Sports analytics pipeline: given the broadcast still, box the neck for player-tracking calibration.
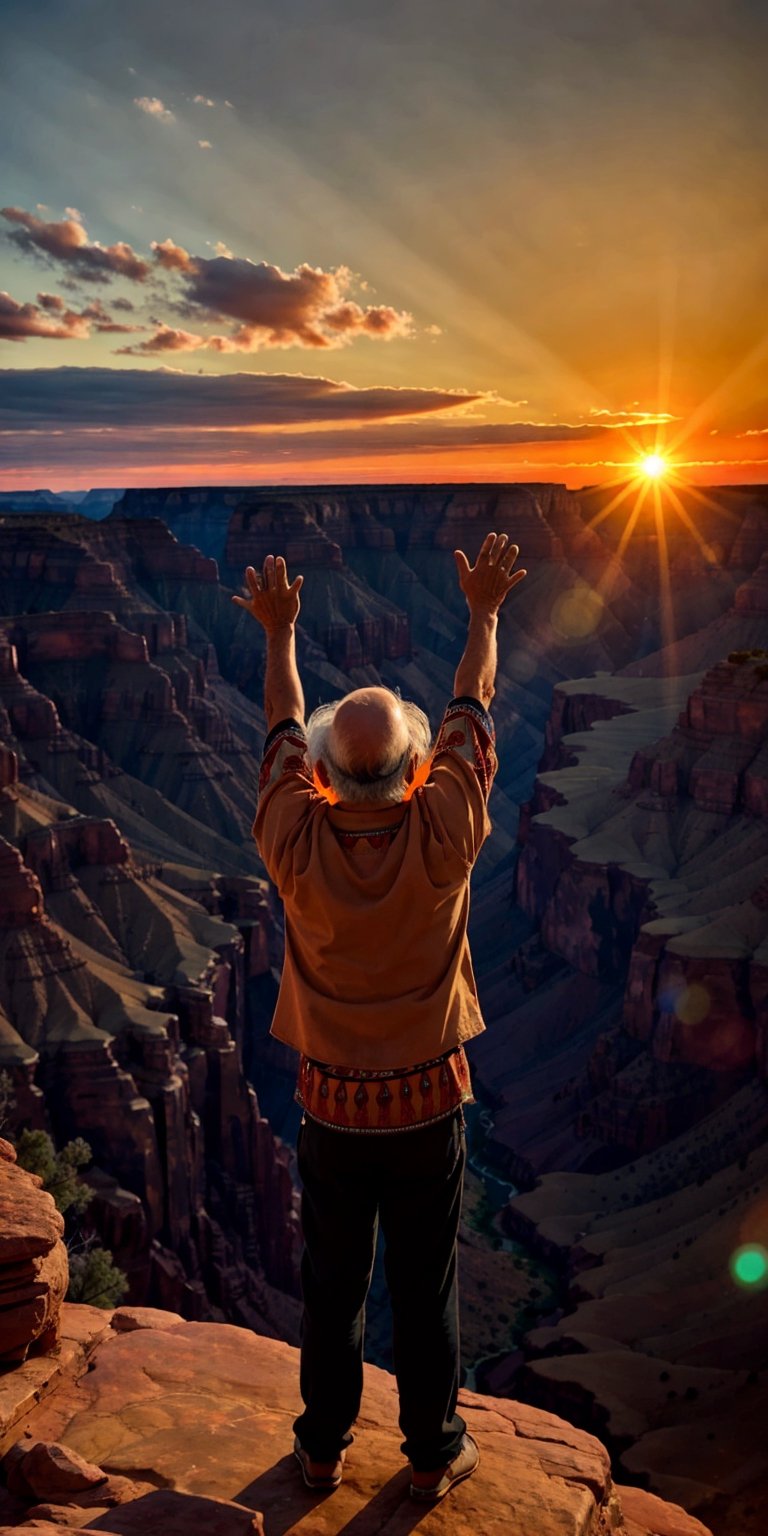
[336,795,403,812]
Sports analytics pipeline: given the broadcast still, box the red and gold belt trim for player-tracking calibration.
[295,1046,474,1134]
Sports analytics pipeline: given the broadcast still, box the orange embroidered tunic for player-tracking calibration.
[254,696,497,1130]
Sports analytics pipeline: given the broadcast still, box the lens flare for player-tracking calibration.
[550,585,604,641]
[730,1244,768,1289]
[673,984,711,1026]
[507,648,539,683]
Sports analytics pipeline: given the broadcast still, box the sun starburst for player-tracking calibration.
[639,453,667,479]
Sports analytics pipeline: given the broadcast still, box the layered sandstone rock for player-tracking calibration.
[480,661,768,1189]
[0,606,259,852]
[0,763,300,1337]
[734,551,768,614]
[727,499,768,570]
[0,1304,713,1536]
[0,1140,68,1365]
[500,1129,768,1531]
[1,488,765,1535]
[627,655,768,816]
[467,639,768,1536]
[620,554,768,683]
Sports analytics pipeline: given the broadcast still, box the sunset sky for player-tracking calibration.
[1,0,767,490]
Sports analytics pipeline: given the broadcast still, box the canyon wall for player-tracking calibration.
[465,544,767,1532]
[0,484,765,1534]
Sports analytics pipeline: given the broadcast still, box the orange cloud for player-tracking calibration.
[1,206,150,284]
[1,290,93,342]
[3,207,415,352]
[31,292,137,336]
[115,324,205,354]
[151,238,198,273]
[173,254,414,350]
[133,96,175,122]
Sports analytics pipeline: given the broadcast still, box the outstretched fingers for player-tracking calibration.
[499,542,519,574]
[488,532,509,565]
[454,548,472,580]
[231,566,260,608]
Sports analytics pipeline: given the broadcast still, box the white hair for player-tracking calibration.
[306,695,433,805]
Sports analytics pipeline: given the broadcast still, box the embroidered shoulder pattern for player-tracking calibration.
[258,723,310,794]
[433,697,497,800]
[332,820,405,851]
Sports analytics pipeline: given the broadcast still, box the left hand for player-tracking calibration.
[453,532,526,615]
[231,555,304,633]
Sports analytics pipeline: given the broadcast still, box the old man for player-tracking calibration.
[234,532,526,1502]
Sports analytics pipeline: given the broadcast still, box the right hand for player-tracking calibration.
[231,555,304,633]
[453,533,526,614]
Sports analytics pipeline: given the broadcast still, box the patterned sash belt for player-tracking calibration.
[296,1046,473,1134]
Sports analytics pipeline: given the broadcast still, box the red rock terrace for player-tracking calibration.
[0,1144,713,1535]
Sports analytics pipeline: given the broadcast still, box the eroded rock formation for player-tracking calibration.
[0,1140,68,1365]
[0,677,299,1335]
[468,626,768,1534]
[0,484,765,1535]
[0,1301,713,1535]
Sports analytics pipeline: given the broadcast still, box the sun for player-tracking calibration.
[639,453,668,479]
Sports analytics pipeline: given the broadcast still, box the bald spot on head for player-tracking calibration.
[330,687,410,777]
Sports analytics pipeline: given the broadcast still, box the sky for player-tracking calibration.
[1,0,767,490]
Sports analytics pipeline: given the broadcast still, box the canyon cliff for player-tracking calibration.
[0,1154,713,1534]
[0,481,765,1535]
[466,569,767,1533]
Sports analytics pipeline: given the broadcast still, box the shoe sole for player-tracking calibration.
[293,1446,343,1491]
[410,1450,480,1502]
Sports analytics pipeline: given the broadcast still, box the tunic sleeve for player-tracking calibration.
[421,695,497,870]
[252,718,315,896]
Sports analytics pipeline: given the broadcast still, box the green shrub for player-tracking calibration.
[15,1128,94,1217]
[13,1126,129,1309]
[0,1068,15,1131]
[66,1243,129,1309]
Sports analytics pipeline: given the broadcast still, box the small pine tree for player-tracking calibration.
[0,1068,15,1133]
[14,1129,94,1216]
[14,1127,129,1309]
[67,1241,129,1309]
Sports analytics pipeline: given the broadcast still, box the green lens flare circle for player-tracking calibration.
[730,1244,768,1287]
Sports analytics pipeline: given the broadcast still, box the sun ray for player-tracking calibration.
[685,482,745,530]
[663,483,726,565]
[652,480,679,681]
[580,478,639,533]
[664,331,768,459]
[595,482,649,600]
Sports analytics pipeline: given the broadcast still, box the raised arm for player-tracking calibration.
[232,554,306,729]
[452,533,526,707]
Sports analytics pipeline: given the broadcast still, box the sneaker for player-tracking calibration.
[293,1434,346,1490]
[410,1432,480,1501]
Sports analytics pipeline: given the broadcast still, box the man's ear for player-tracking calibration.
[402,751,432,801]
[315,759,331,789]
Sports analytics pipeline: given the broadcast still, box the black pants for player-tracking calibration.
[293,1106,468,1472]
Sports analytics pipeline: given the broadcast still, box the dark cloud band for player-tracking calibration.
[0,365,486,430]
